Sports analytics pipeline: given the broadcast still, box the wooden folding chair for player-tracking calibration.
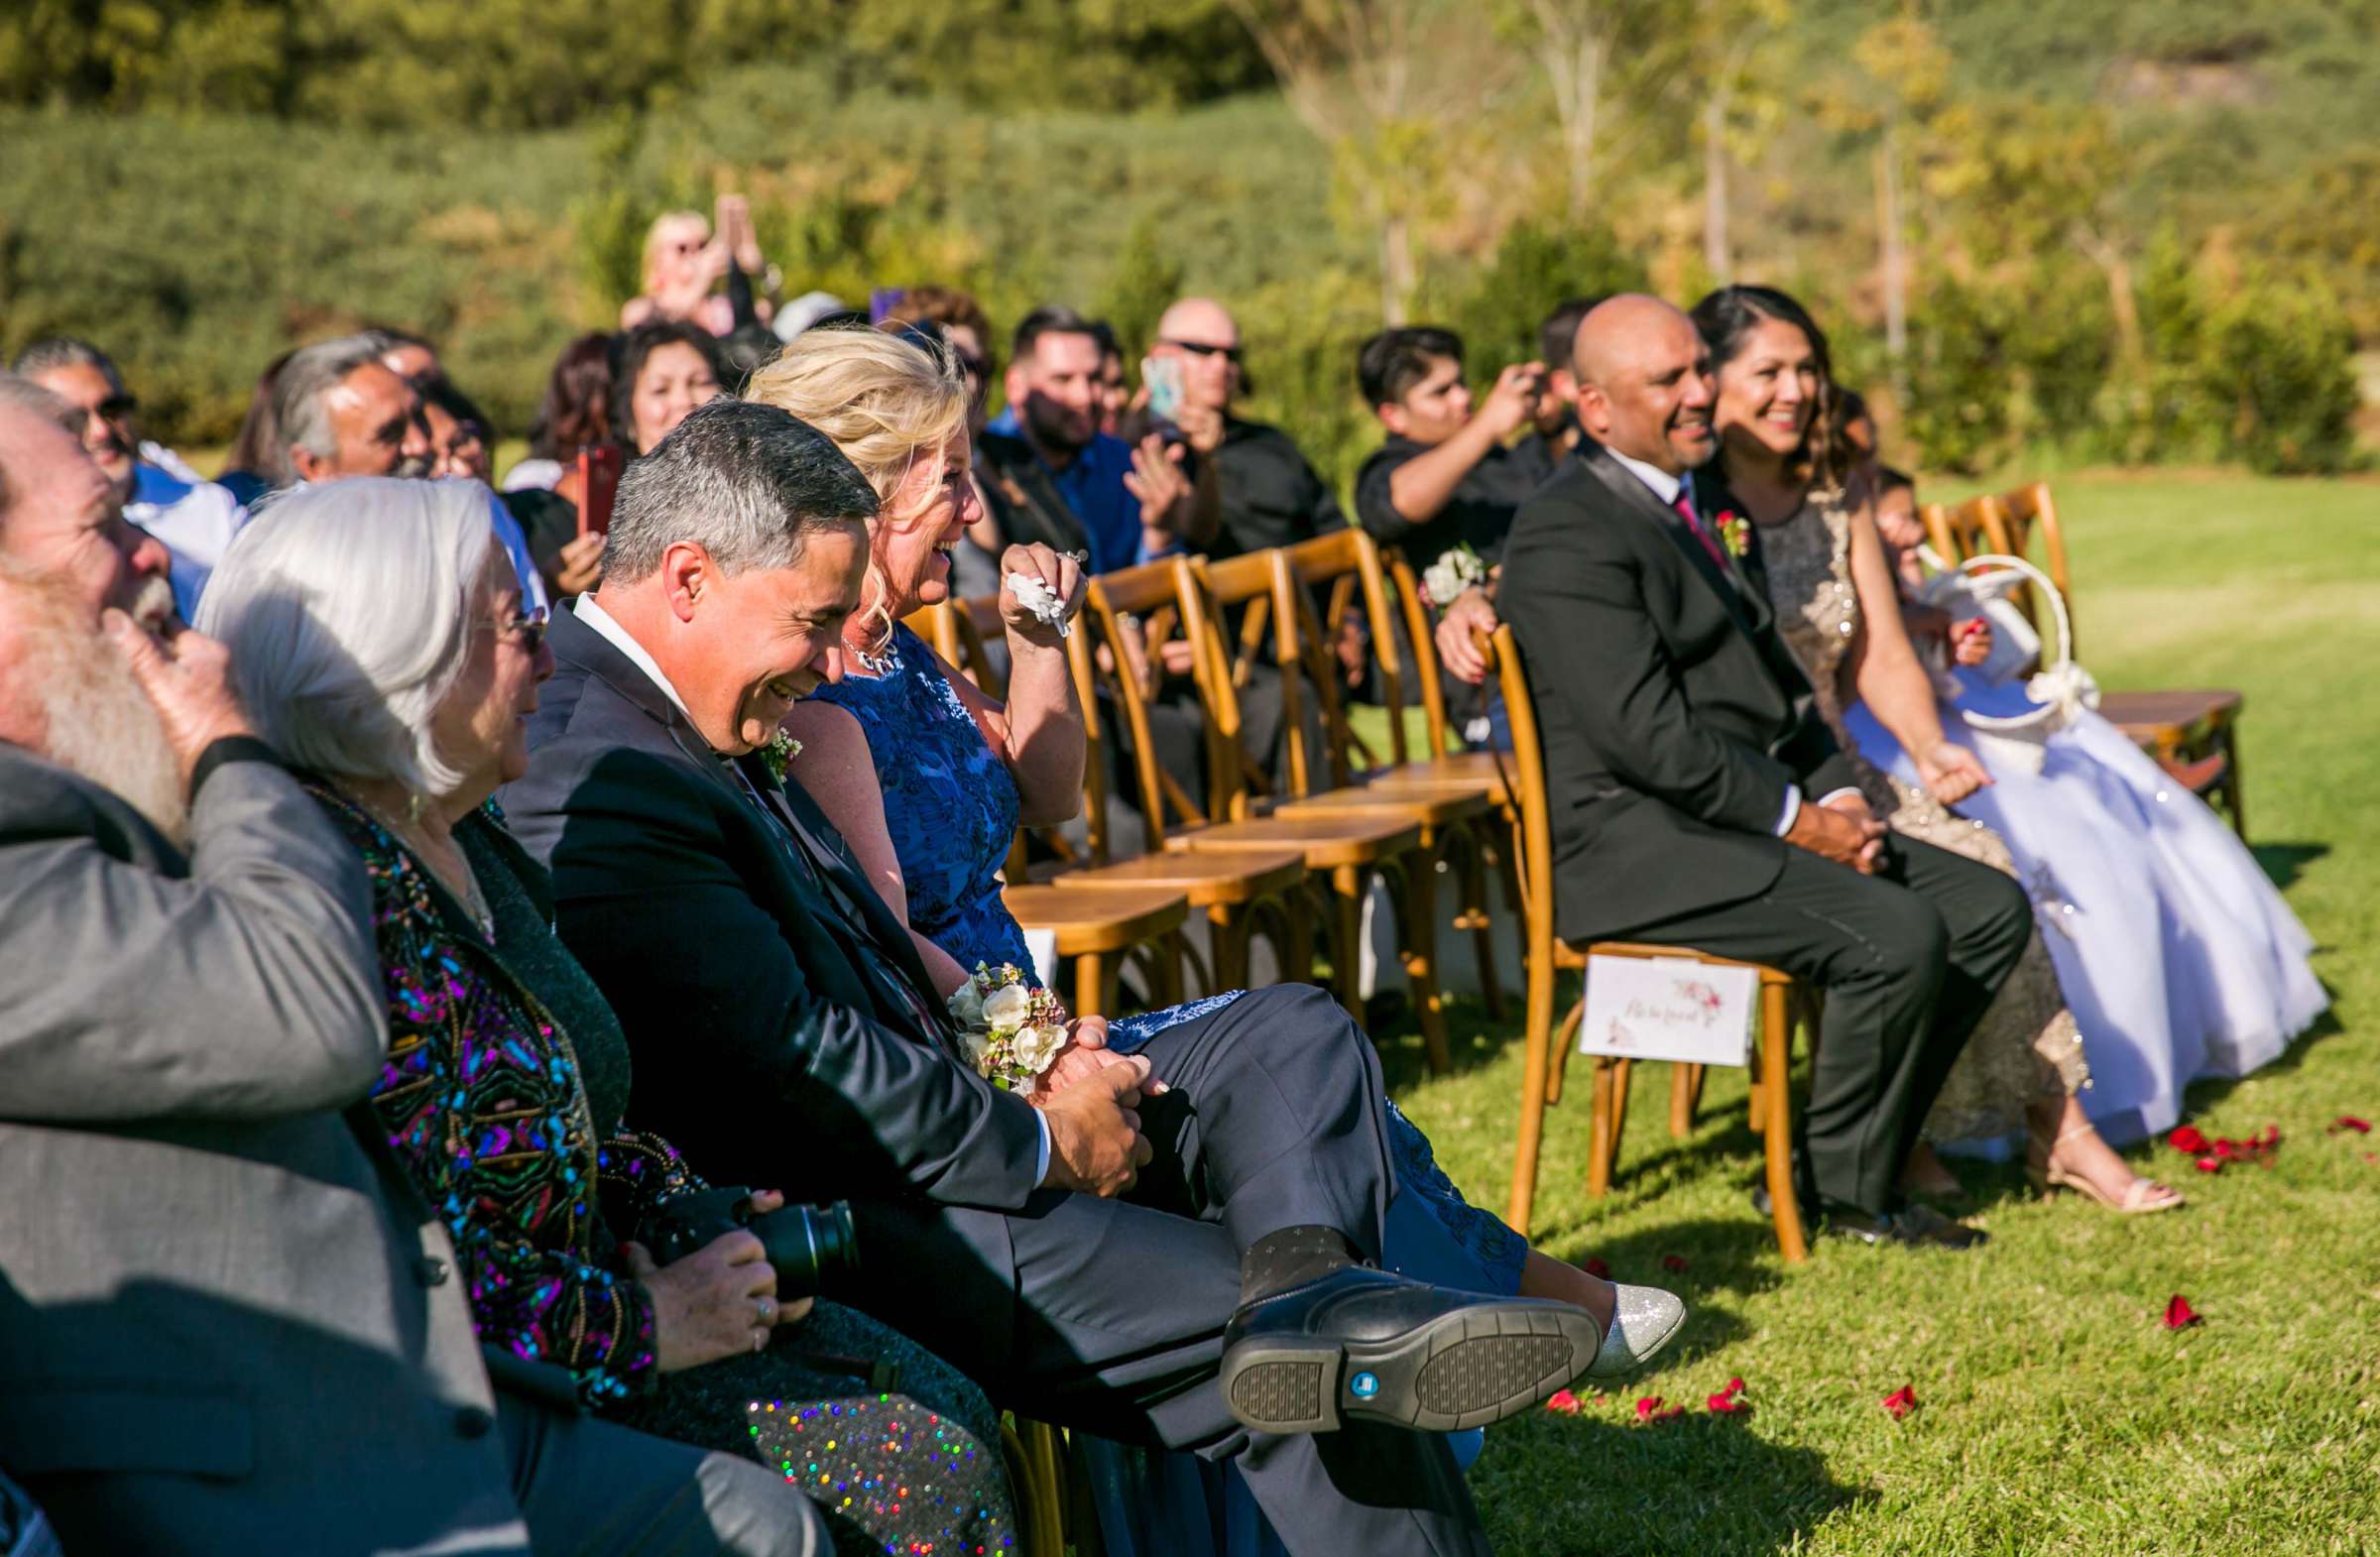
[1037,606,1310,996]
[1081,561,1435,1057]
[1176,549,1488,1074]
[1923,481,2245,835]
[1204,537,1508,1022]
[899,600,1192,1019]
[1484,624,1810,1262]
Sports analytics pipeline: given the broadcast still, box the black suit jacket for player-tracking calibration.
[1498,444,1860,941]
[499,606,1044,1214]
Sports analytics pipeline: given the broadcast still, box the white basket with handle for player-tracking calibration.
[1924,549,2099,773]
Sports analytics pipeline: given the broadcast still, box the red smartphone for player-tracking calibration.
[575,444,622,538]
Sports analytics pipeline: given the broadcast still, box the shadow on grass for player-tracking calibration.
[1473,1387,1866,1555]
[2250,838,2330,891]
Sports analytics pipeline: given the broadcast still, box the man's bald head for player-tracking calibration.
[1568,294,1717,475]
[1157,297,1238,344]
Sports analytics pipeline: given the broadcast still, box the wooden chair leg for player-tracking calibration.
[1329,867,1365,1024]
[1669,1062,1704,1138]
[1587,1057,1617,1198]
[1506,941,1559,1235]
[1761,983,1808,1263]
[1548,994,1584,1106]
[2220,720,2247,841]
[1005,1419,1066,1557]
[1399,853,1453,1076]
[1606,1057,1633,1186]
[1075,950,1111,1020]
[1211,903,1251,994]
[1455,831,1504,1021]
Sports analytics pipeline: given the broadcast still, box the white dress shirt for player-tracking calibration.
[1601,450,1859,834]
[570,596,1054,1182]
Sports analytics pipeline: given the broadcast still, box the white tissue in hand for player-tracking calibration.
[1007,572,1072,637]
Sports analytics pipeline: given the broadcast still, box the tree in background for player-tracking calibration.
[1228,0,1504,323]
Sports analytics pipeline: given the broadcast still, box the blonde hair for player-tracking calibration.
[640,209,711,290]
[742,328,972,655]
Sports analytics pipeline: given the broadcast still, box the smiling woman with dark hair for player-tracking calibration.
[1695,282,2320,1202]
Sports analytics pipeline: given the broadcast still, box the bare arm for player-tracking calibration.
[1841,502,1990,804]
[778,701,977,999]
[1382,417,1509,531]
[958,543,1087,828]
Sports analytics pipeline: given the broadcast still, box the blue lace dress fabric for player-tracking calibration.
[813,626,1525,1294]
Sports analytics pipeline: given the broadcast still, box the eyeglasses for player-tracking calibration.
[483,605,549,654]
[1161,339,1245,366]
[96,395,139,422]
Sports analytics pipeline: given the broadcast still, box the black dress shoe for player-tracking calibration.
[1825,1201,1988,1251]
[1218,1265,1602,1434]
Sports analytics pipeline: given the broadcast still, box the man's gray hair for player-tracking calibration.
[604,396,880,582]
[10,337,125,396]
[262,335,386,491]
[0,373,86,533]
[196,477,500,800]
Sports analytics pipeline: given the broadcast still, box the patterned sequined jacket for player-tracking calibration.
[306,784,701,1405]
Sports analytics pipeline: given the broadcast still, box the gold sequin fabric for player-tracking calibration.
[1758,492,2087,1140]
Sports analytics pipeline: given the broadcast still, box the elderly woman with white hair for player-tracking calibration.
[197,477,1016,1557]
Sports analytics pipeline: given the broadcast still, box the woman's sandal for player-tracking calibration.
[2027,1127,2185,1215]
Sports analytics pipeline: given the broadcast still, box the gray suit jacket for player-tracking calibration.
[0,744,533,1554]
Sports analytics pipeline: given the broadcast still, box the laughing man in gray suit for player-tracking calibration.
[0,382,822,1556]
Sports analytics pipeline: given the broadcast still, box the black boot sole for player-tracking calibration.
[1219,1300,1600,1434]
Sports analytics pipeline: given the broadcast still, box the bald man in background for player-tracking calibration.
[1497,296,2031,1251]
[1145,298,1347,558]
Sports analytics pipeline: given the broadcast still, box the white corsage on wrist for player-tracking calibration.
[1006,572,1075,638]
[947,963,1072,1091]
[1420,542,1488,608]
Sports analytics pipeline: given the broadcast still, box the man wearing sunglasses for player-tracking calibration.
[1145,297,1349,560]
[14,337,251,623]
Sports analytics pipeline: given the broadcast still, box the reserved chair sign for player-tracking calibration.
[1578,957,1757,1067]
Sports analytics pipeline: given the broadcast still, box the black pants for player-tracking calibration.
[1625,836,2033,1215]
[847,985,1488,1557]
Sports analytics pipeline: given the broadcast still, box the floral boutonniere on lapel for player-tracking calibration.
[760,729,802,785]
[1717,511,1753,560]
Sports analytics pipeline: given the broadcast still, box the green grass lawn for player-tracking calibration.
[1362,471,2380,1554]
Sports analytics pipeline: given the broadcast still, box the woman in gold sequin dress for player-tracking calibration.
[1690,285,2187,1214]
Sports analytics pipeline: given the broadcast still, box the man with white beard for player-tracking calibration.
[0,384,821,1556]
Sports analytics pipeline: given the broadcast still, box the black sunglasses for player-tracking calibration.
[1161,338,1245,366]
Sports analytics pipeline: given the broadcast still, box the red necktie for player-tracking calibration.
[1672,488,1728,569]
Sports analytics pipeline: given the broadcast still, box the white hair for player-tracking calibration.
[196,477,499,800]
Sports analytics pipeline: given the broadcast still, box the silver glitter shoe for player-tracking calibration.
[1583,1283,1686,1378]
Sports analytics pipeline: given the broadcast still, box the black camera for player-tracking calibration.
[645,1188,860,1299]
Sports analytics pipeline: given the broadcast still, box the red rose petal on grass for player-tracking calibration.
[1661,1254,1690,1271]
[2196,1156,2222,1174]
[1546,1389,1583,1415]
[1635,1395,1661,1421]
[1583,1257,1612,1279]
[2328,1116,2371,1136]
[1707,1377,1750,1415]
[2169,1125,2209,1154]
[1881,1384,1917,1419]
[2163,1294,2202,1330]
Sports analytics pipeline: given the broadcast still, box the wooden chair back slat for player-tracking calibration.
[1382,550,1455,760]
[1082,574,1204,848]
[1177,553,1279,817]
[1264,547,1364,796]
[1480,626,1553,983]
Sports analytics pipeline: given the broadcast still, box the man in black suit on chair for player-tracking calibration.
[500,399,1606,1556]
[1498,296,2032,1249]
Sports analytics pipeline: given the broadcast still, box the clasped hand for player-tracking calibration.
[1034,1018,1166,1197]
[1786,791,1890,875]
[996,542,1087,647]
